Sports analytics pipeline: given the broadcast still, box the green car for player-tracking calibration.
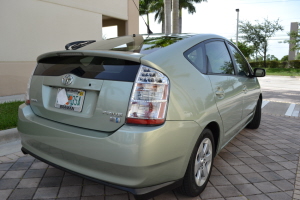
[18,34,265,199]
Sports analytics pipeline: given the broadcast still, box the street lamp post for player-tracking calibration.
[236,9,239,45]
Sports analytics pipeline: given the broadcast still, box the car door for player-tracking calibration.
[227,43,260,120]
[204,40,244,141]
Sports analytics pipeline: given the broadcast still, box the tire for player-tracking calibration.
[177,129,215,197]
[246,98,262,129]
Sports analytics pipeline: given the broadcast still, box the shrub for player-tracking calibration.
[288,60,300,69]
[249,61,264,68]
[280,61,288,68]
[267,61,280,68]
[249,62,258,68]
[281,55,288,61]
[249,61,279,68]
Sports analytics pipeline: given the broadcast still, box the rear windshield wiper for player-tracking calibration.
[65,40,96,50]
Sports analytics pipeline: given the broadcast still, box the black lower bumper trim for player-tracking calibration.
[21,147,183,200]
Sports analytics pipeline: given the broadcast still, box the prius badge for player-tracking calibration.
[62,74,74,86]
[103,111,123,123]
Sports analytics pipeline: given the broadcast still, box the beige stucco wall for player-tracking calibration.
[127,0,139,35]
[0,62,36,96]
[0,0,139,97]
[0,0,103,62]
[40,0,128,20]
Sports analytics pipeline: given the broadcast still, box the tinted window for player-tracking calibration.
[140,36,183,54]
[205,41,234,75]
[184,44,205,73]
[34,56,140,82]
[228,44,251,76]
[82,35,194,55]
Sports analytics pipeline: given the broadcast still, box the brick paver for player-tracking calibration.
[0,114,299,200]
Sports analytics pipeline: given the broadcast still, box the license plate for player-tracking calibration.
[55,88,85,112]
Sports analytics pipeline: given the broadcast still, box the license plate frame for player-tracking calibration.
[55,88,86,112]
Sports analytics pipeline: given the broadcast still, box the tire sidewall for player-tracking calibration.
[183,128,215,196]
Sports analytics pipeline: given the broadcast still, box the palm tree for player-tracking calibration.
[139,0,154,34]
[172,0,179,34]
[151,0,207,33]
[164,0,172,34]
[149,0,164,33]
[179,0,207,33]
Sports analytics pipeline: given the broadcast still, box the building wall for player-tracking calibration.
[40,0,128,20]
[0,0,103,62]
[0,62,36,97]
[127,0,139,35]
[0,0,139,96]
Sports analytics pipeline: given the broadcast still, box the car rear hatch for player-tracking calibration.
[29,51,143,132]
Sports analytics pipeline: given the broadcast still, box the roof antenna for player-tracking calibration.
[131,0,153,35]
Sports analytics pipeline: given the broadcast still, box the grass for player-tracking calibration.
[263,68,300,76]
[0,101,24,130]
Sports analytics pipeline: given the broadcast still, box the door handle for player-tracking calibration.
[215,87,225,99]
[243,85,247,94]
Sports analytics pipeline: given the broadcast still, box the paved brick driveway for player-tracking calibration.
[0,114,300,200]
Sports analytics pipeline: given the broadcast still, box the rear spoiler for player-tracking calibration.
[36,50,143,63]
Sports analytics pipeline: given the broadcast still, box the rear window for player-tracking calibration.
[34,56,140,82]
[110,36,184,54]
[82,35,194,55]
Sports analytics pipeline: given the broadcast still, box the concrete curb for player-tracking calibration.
[0,128,20,145]
[0,94,25,104]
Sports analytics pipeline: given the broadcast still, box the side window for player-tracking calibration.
[184,44,205,73]
[205,41,235,75]
[228,44,251,77]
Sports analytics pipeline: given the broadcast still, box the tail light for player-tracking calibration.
[126,65,169,125]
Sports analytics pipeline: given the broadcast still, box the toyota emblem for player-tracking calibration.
[62,74,74,85]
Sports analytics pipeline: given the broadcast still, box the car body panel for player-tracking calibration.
[30,75,133,132]
[18,103,201,187]
[208,75,244,140]
[239,76,261,119]
[37,50,143,63]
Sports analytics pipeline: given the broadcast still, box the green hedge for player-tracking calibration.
[289,60,300,69]
[249,60,300,69]
[267,61,279,68]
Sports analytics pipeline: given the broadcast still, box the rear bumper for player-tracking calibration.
[21,147,182,200]
[18,104,202,189]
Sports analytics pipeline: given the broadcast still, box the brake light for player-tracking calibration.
[126,65,169,125]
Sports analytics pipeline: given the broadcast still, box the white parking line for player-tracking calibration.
[285,103,296,116]
[292,110,299,117]
[261,100,270,108]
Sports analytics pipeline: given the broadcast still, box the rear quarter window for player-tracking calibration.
[184,43,206,74]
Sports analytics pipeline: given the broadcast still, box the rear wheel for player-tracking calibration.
[177,129,215,196]
[246,98,262,129]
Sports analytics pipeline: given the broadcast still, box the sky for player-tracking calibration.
[137,0,300,60]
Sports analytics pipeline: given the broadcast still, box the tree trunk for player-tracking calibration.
[146,13,150,33]
[179,8,182,33]
[172,0,179,34]
[162,20,165,34]
[147,13,149,27]
[164,0,171,34]
[263,42,268,68]
[255,51,257,62]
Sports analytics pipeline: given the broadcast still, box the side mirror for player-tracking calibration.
[253,68,266,77]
